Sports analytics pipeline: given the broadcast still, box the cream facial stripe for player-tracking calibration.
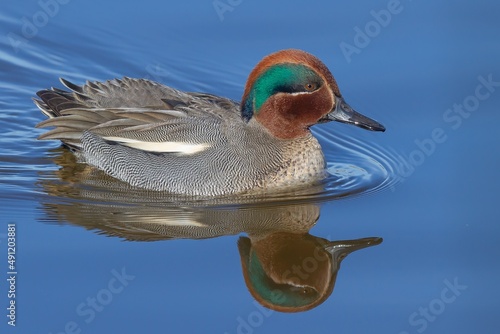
[289,91,312,96]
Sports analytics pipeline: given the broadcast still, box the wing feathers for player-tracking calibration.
[34,77,241,150]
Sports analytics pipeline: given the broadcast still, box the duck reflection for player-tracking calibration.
[238,234,380,312]
[38,147,382,312]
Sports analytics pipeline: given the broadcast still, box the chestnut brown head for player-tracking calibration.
[241,49,385,139]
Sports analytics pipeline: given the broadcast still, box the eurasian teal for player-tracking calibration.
[35,49,385,196]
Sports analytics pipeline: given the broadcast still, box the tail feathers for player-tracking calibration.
[32,97,55,119]
[35,89,86,116]
[34,78,98,147]
[60,77,85,94]
[34,78,95,117]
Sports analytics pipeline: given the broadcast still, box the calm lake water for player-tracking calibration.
[1,0,499,333]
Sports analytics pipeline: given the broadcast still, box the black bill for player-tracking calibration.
[322,96,386,132]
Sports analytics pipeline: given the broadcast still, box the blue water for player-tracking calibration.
[1,0,500,333]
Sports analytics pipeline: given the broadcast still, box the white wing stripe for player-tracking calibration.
[103,136,211,154]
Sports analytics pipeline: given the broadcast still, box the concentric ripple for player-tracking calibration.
[315,127,398,201]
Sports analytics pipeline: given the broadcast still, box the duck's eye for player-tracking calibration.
[304,83,317,92]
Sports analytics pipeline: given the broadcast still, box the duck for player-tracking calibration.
[34,49,385,197]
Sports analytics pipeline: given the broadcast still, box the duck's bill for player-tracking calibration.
[325,237,383,254]
[321,96,385,132]
[325,237,383,262]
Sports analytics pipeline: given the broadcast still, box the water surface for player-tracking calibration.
[1,1,499,333]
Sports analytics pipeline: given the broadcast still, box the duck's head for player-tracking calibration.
[241,49,385,139]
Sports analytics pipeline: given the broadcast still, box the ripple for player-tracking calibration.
[314,127,398,199]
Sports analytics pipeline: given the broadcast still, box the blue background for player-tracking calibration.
[1,0,499,333]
